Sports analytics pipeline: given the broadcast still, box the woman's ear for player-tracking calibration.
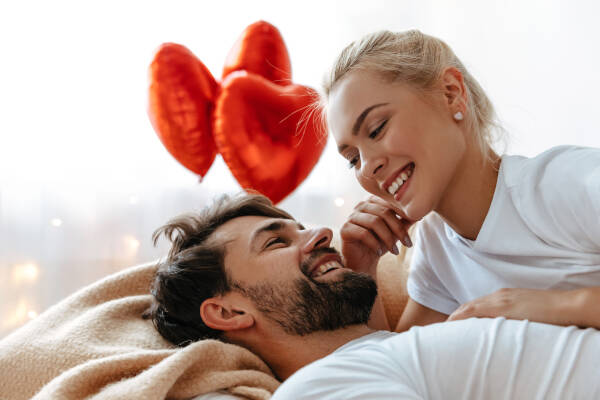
[200,297,255,331]
[441,67,467,110]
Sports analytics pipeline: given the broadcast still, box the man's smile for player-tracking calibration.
[304,251,345,279]
[311,260,344,279]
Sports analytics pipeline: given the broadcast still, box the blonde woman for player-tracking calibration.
[322,30,600,332]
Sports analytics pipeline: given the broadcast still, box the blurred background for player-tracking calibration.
[1,0,599,338]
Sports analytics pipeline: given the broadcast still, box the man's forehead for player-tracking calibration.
[212,215,272,245]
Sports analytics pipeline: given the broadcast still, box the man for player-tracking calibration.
[146,193,600,399]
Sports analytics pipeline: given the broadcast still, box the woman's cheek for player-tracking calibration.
[357,175,381,196]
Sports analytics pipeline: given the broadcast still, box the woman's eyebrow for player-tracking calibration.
[338,103,388,153]
[352,103,388,135]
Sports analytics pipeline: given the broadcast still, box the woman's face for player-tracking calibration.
[327,70,467,222]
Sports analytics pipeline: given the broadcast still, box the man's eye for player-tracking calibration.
[369,120,387,139]
[266,237,285,248]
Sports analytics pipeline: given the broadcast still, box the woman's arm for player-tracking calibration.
[339,196,414,331]
[368,294,391,331]
[571,287,600,328]
[394,298,448,332]
[448,149,600,329]
[447,287,600,329]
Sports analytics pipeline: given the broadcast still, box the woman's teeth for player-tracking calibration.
[387,166,413,195]
[313,261,342,278]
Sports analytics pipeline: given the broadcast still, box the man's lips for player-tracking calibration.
[306,253,343,278]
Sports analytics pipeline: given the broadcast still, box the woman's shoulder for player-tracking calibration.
[413,213,458,249]
[499,145,600,242]
[416,212,446,236]
[501,145,600,189]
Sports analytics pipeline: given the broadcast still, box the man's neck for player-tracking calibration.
[253,324,375,381]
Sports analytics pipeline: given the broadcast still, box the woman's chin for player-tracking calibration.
[395,199,429,223]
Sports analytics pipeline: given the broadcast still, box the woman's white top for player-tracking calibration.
[272,318,600,399]
[407,145,600,314]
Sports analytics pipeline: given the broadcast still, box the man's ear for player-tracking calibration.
[200,296,255,332]
[441,67,467,110]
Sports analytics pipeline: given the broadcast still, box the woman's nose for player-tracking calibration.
[360,154,386,180]
[301,227,333,253]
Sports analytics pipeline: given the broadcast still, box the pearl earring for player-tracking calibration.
[453,111,463,121]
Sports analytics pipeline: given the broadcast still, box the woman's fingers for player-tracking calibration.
[365,196,414,246]
[340,222,384,256]
[356,198,412,247]
[353,210,399,251]
[343,203,405,254]
[367,195,405,216]
[345,212,398,255]
[340,195,415,269]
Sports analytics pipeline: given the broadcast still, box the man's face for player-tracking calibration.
[212,215,377,335]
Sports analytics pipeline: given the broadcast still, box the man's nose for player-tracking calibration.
[301,227,333,253]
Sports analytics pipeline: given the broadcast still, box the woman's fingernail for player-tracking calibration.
[377,248,383,257]
[404,235,413,247]
[391,244,399,255]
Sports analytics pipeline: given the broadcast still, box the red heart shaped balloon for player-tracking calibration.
[148,43,218,178]
[214,71,327,203]
[222,20,291,85]
[148,21,327,203]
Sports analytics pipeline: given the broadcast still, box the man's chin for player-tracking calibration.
[247,269,377,336]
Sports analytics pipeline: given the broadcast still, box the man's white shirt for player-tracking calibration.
[272,318,600,399]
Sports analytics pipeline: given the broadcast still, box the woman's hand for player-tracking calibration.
[340,196,413,277]
[447,288,575,326]
[448,287,600,329]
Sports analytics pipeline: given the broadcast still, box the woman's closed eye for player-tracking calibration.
[347,153,360,169]
[345,120,387,169]
[369,120,387,139]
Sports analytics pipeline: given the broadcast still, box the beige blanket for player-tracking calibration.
[0,252,409,400]
[0,261,279,400]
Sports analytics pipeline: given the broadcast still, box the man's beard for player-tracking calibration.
[233,250,378,336]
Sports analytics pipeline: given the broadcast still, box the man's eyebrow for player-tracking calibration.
[337,103,388,153]
[250,220,304,252]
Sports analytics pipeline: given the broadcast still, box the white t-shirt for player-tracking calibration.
[272,318,600,399]
[408,145,600,315]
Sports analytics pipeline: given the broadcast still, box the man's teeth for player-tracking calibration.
[387,166,413,195]
[313,261,342,277]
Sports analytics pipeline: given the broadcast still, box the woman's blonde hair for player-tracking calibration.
[322,29,502,160]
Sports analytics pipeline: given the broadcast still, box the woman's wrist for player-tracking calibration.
[562,288,600,328]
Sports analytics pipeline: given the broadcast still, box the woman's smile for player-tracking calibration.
[382,162,414,201]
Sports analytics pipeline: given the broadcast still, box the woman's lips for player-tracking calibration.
[393,167,412,202]
[384,163,414,200]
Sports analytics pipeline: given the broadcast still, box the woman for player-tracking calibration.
[321,29,600,331]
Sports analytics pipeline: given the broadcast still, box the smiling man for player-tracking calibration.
[146,193,600,399]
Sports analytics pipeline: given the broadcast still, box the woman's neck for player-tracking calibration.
[435,145,501,241]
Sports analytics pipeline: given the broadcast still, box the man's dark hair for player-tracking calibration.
[143,193,294,346]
